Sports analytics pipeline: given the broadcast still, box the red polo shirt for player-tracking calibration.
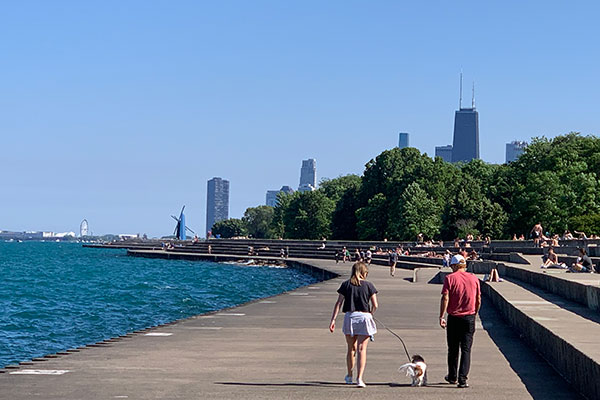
[442,269,480,316]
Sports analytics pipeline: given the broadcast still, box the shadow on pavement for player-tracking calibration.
[216,381,457,389]
[478,302,583,400]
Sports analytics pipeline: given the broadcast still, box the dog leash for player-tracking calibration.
[373,317,412,362]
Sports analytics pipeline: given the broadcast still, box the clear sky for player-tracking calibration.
[2,1,599,237]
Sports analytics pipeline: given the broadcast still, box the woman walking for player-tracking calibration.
[329,262,378,388]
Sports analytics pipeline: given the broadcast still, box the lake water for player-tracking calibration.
[0,242,318,367]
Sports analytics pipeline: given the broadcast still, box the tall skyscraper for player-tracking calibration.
[506,141,528,163]
[299,159,317,192]
[451,75,480,163]
[435,145,453,162]
[266,185,295,207]
[398,132,409,149]
[206,177,229,234]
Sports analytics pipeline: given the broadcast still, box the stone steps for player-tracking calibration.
[482,277,600,400]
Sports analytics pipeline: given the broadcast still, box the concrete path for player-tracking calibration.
[0,259,582,399]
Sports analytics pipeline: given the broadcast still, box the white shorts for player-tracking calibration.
[342,312,377,337]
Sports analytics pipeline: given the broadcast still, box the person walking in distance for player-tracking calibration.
[439,255,481,388]
[329,262,378,388]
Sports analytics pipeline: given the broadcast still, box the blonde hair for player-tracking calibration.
[350,262,369,286]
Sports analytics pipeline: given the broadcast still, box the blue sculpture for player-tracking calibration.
[172,206,195,240]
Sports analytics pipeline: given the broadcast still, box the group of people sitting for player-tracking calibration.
[541,247,596,273]
[516,223,599,247]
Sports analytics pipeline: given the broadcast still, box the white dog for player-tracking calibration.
[398,355,427,386]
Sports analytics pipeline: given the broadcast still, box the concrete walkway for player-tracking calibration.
[0,259,582,399]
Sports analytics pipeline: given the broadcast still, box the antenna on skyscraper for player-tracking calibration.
[459,71,463,109]
[472,81,475,108]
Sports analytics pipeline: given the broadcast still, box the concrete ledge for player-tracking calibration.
[482,280,600,400]
[499,263,600,311]
[127,250,339,281]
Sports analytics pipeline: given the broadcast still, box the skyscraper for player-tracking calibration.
[451,76,480,163]
[299,159,316,192]
[398,132,409,149]
[266,185,295,207]
[435,145,453,162]
[206,177,229,234]
[506,141,528,163]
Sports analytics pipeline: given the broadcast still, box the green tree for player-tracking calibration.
[271,192,293,239]
[211,218,248,238]
[282,191,335,239]
[569,214,600,235]
[320,174,362,240]
[243,205,275,238]
[331,185,362,240]
[319,174,362,203]
[356,193,388,240]
[508,133,600,235]
[391,182,441,240]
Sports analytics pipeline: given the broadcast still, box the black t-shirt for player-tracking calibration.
[337,280,378,313]
[579,255,593,268]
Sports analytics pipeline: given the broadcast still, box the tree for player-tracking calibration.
[391,182,441,240]
[282,191,335,239]
[356,193,388,240]
[243,206,275,239]
[508,133,600,235]
[271,192,293,239]
[331,185,362,240]
[211,219,248,238]
[319,174,362,203]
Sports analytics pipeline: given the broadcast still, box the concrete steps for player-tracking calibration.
[482,277,600,400]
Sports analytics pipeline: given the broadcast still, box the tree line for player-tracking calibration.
[211,133,600,241]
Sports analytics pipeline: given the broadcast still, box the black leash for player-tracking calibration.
[373,317,412,362]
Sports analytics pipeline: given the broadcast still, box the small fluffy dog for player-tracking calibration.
[398,355,427,386]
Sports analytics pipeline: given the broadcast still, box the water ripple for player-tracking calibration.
[0,242,318,367]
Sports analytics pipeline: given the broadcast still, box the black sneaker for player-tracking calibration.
[457,382,469,388]
[444,375,457,384]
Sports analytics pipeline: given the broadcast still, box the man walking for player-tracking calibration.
[439,254,481,388]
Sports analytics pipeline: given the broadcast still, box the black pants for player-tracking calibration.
[446,314,475,384]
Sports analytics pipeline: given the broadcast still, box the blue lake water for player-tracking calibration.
[0,242,318,368]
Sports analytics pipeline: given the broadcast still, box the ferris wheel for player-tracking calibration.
[80,219,89,237]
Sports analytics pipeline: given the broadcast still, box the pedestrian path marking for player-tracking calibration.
[144,333,173,337]
[288,293,309,296]
[9,370,70,375]
[216,313,245,316]
[532,316,558,321]
[186,327,223,330]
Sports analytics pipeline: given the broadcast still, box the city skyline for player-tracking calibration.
[2,2,599,237]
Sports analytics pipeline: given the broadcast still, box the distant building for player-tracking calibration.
[506,141,528,163]
[435,145,453,162]
[299,159,317,191]
[266,186,295,207]
[206,177,229,234]
[280,185,294,195]
[298,184,315,193]
[266,190,279,207]
[398,132,409,149]
[451,76,480,163]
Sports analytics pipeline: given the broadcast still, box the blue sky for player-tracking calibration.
[2,1,599,237]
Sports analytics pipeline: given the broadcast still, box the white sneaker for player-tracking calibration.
[357,378,366,388]
[344,375,353,384]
